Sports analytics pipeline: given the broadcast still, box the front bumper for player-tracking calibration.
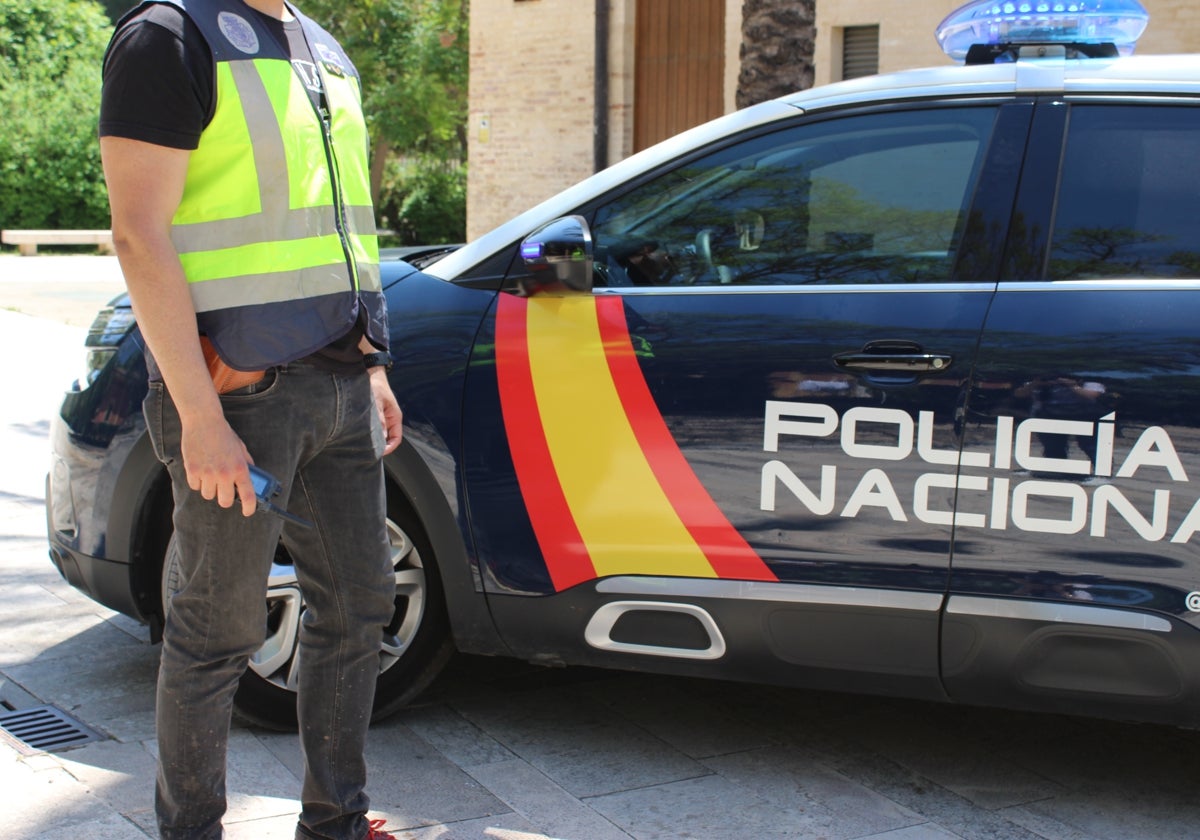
[46,510,143,620]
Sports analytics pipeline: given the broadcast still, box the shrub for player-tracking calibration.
[0,0,112,232]
[377,157,466,246]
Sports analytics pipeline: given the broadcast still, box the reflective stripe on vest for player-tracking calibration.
[171,55,381,314]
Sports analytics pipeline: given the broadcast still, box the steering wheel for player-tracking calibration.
[694,229,734,284]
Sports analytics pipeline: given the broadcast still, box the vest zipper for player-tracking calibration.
[318,102,359,292]
[258,15,360,293]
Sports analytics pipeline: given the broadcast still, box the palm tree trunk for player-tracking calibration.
[736,0,816,108]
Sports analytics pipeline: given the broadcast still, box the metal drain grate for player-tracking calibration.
[0,705,104,754]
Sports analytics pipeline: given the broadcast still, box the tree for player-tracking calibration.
[0,0,113,231]
[299,0,468,240]
[736,0,816,108]
[0,0,471,242]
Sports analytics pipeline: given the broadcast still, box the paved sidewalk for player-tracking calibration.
[6,257,1200,840]
[0,254,127,326]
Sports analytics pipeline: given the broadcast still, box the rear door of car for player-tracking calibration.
[944,96,1200,725]
[461,97,1032,697]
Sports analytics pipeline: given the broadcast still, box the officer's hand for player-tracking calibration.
[181,416,257,516]
[368,367,404,455]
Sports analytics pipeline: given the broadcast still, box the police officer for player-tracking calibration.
[100,1,401,838]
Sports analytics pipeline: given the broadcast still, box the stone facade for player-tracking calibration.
[467,0,597,240]
[469,0,1200,239]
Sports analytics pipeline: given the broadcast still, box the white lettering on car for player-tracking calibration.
[760,400,1199,543]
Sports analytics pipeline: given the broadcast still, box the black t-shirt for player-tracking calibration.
[100,3,368,372]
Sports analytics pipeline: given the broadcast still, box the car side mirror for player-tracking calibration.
[519,215,594,293]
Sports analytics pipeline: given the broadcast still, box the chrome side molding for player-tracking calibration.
[591,577,1173,636]
[596,576,943,612]
[947,595,1172,633]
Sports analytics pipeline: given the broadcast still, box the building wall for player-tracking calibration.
[814,0,948,86]
[610,0,636,178]
[1138,2,1200,54]
[467,0,598,239]
[814,0,1200,85]
[723,1,741,111]
[469,0,1200,240]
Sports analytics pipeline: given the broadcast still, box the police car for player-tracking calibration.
[46,0,1200,730]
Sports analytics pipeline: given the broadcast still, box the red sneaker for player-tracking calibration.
[365,819,399,840]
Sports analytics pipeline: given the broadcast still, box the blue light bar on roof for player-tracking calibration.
[936,0,1150,61]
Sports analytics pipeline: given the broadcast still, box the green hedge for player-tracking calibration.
[0,1,469,245]
[377,156,466,246]
[0,0,112,232]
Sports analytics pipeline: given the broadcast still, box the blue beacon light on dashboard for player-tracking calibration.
[936,0,1150,62]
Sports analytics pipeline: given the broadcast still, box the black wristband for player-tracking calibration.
[363,351,392,371]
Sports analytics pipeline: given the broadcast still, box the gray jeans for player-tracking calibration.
[144,362,396,840]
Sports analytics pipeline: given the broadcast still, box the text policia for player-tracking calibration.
[760,401,1200,544]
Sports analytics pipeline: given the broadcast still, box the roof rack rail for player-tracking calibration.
[964,41,1119,65]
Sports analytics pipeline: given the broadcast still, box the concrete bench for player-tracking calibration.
[2,229,116,256]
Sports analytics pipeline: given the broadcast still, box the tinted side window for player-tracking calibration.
[1049,105,1200,280]
[590,107,997,287]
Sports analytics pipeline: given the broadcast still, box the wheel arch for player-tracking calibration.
[115,431,174,638]
[382,439,507,657]
[127,432,508,653]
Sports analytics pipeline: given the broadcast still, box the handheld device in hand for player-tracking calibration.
[247,465,314,528]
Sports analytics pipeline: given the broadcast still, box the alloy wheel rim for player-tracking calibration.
[248,518,426,690]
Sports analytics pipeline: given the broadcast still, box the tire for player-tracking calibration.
[159,486,454,731]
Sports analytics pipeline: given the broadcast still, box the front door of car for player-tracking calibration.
[943,100,1200,724]
[461,102,1031,696]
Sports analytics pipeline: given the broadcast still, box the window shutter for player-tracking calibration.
[843,25,880,80]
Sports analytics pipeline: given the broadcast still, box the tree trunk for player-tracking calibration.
[370,137,391,228]
[736,0,816,109]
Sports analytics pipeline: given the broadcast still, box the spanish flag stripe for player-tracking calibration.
[495,294,595,590]
[594,296,778,581]
[526,296,716,579]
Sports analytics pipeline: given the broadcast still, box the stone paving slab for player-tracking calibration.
[361,720,511,830]
[702,746,925,838]
[590,774,794,839]
[450,686,710,799]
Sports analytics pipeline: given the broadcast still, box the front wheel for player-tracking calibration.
[160,487,454,731]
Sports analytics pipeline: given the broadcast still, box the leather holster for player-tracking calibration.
[199,336,266,394]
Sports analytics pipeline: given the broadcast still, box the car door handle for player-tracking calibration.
[833,341,953,374]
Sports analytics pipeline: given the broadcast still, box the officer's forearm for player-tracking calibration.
[101,135,222,425]
[120,242,221,425]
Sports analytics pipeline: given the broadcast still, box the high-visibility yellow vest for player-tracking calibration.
[124,0,386,370]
